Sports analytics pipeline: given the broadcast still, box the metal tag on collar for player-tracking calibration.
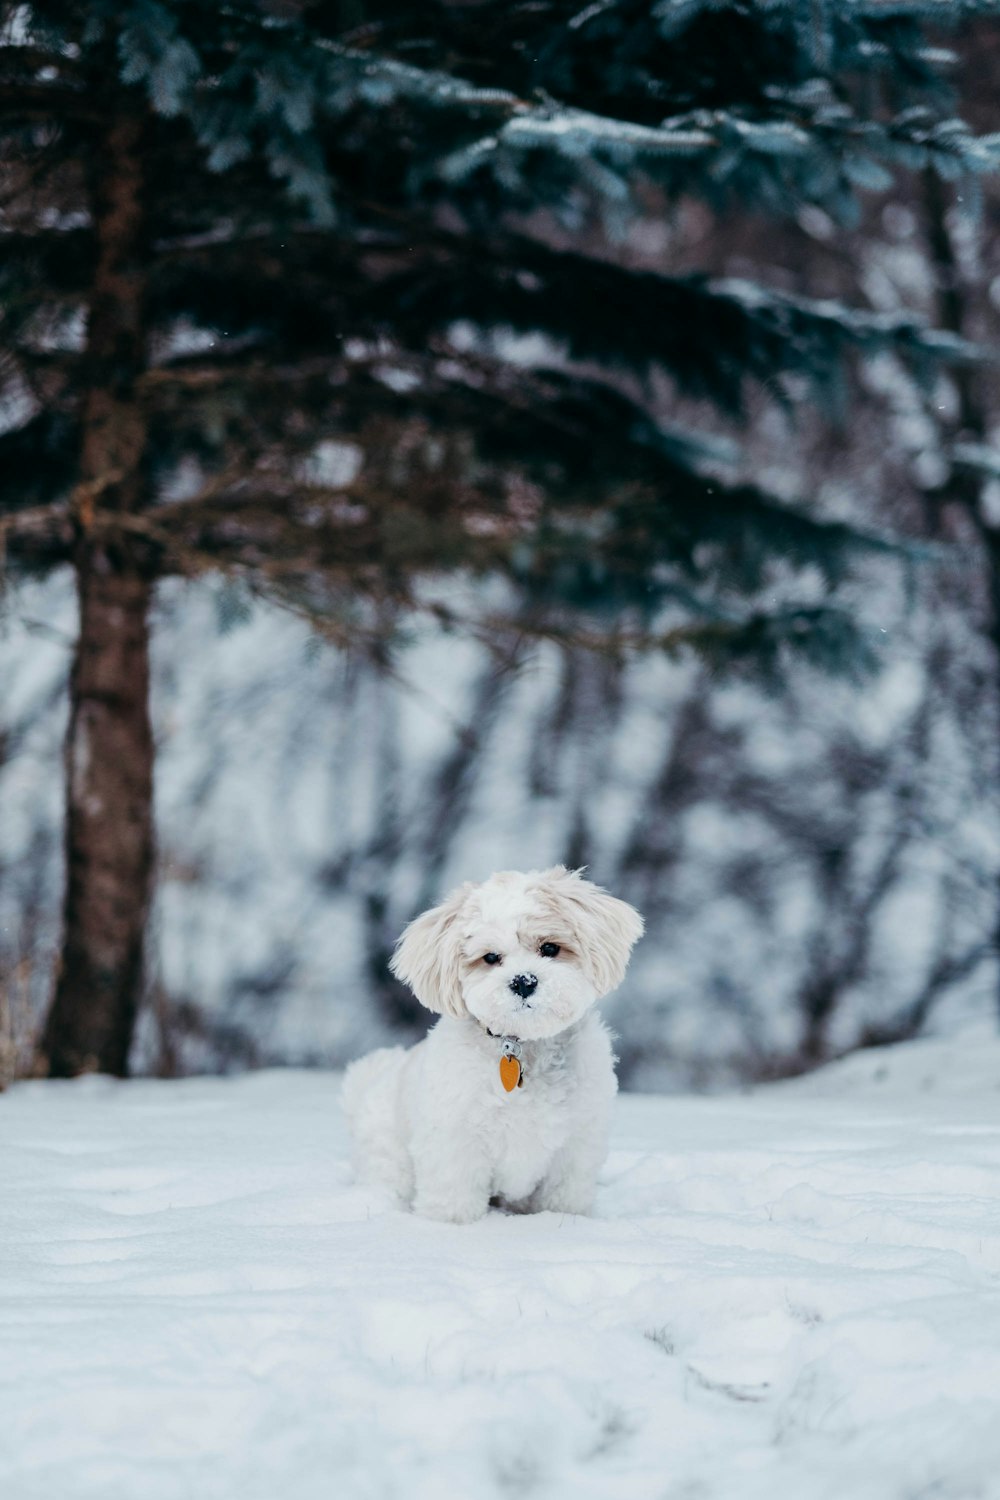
[499,1036,523,1092]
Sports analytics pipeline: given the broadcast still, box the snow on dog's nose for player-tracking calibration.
[509,973,538,1000]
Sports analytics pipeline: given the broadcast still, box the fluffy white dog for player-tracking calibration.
[342,866,643,1223]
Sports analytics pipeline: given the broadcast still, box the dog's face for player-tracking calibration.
[390,867,643,1039]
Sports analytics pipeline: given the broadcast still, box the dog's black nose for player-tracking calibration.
[509,973,538,1000]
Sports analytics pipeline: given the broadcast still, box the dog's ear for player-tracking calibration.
[389,883,472,1018]
[538,866,644,997]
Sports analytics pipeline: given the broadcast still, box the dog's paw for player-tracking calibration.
[413,1193,489,1225]
[528,1185,597,1216]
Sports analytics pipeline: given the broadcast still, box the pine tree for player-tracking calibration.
[1,0,997,1075]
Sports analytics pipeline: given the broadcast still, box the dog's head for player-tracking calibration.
[390,867,643,1039]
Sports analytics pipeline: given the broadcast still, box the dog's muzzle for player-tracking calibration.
[509,973,538,1000]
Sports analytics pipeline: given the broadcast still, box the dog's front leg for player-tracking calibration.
[411,1133,492,1224]
[528,1110,612,1217]
[530,1019,617,1216]
[528,1150,600,1216]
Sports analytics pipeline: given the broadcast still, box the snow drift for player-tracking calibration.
[4,1029,1000,1499]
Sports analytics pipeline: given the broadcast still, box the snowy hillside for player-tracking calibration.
[5,1029,1000,1499]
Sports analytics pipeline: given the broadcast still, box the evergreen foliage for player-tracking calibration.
[1,0,998,662]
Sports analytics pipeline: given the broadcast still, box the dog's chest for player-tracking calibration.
[487,1043,576,1198]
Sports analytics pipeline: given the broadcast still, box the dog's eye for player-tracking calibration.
[539,942,560,958]
[483,952,502,966]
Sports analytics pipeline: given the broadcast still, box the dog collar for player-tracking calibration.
[484,1026,524,1092]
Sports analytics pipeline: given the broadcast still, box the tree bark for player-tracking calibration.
[39,111,154,1077]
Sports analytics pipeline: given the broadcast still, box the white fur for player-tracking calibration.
[342,867,644,1223]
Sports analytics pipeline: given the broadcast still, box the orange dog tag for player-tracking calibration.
[499,1054,521,1092]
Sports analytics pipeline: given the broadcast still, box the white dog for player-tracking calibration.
[342,866,643,1223]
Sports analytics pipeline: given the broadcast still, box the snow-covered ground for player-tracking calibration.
[4,1030,1000,1499]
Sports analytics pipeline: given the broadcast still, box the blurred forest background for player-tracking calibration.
[2,0,1000,1089]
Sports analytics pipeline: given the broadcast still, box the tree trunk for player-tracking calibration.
[39,111,154,1077]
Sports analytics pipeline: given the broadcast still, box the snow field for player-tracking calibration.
[3,1032,1000,1499]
